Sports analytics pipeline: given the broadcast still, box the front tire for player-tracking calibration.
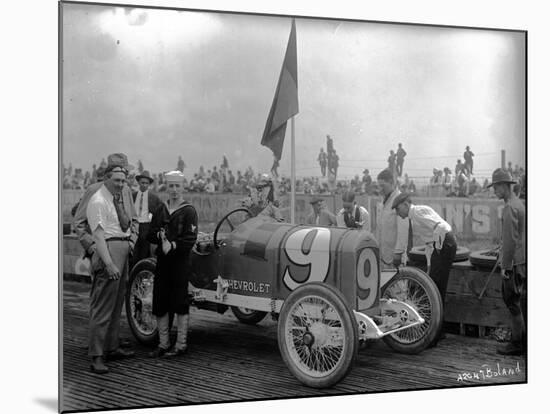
[277,282,358,388]
[126,258,161,346]
[231,307,268,325]
[381,267,443,354]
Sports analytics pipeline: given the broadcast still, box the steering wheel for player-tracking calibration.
[213,208,251,248]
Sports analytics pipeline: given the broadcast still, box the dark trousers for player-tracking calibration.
[396,160,404,177]
[502,264,527,342]
[429,232,457,303]
[88,240,129,357]
[132,222,152,266]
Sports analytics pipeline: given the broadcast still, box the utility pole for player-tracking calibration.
[501,150,506,169]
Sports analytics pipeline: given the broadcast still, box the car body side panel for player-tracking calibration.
[214,215,380,311]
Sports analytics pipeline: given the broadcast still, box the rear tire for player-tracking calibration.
[381,267,443,354]
[231,307,268,325]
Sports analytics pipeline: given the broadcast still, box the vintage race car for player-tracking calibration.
[126,208,443,388]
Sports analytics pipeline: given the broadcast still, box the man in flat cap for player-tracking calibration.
[132,170,163,266]
[336,191,370,231]
[489,168,526,355]
[305,196,337,226]
[392,192,456,346]
[87,155,140,372]
[74,153,138,373]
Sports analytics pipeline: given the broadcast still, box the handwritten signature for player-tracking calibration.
[456,362,522,382]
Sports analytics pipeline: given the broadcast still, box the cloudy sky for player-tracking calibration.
[61,3,525,179]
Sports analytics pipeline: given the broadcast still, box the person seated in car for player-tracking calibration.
[241,173,284,221]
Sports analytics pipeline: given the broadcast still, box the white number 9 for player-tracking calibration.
[283,228,331,291]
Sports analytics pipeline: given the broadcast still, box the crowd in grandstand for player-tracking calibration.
[62,143,526,200]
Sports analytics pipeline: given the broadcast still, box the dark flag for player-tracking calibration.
[261,19,299,161]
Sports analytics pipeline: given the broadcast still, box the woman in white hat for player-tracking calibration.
[148,171,198,357]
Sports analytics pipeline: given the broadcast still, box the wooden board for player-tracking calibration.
[61,281,526,413]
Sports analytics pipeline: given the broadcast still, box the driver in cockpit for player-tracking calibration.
[242,173,284,222]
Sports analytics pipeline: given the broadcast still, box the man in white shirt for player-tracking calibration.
[86,160,138,373]
[132,170,163,265]
[392,193,457,345]
[336,191,370,231]
[375,169,408,269]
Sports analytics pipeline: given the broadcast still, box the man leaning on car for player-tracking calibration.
[74,153,138,374]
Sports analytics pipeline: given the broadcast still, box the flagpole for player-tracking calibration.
[291,116,296,224]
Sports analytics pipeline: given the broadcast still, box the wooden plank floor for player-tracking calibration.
[61,280,526,413]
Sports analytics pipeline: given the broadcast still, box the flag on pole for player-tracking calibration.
[261,19,299,161]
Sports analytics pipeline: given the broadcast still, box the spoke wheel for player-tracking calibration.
[126,258,167,346]
[381,266,442,354]
[277,283,357,388]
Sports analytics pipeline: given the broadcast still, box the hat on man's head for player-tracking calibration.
[487,168,517,188]
[105,153,134,175]
[391,192,411,209]
[136,170,154,183]
[342,191,355,203]
[164,170,185,183]
[309,196,323,205]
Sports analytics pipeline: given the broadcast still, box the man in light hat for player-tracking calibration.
[392,192,456,346]
[305,196,337,226]
[148,170,198,357]
[488,168,526,355]
[132,170,163,265]
[376,169,408,269]
[74,154,138,263]
[85,153,139,373]
[336,191,370,231]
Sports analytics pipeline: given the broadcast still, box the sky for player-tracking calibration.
[61,3,525,180]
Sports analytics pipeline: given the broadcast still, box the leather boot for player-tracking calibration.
[166,313,188,356]
[90,356,109,374]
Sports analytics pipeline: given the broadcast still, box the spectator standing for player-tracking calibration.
[326,134,334,154]
[396,143,407,177]
[85,154,139,373]
[148,170,199,357]
[392,193,456,346]
[132,171,163,265]
[455,159,465,177]
[376,169,408,269]
[177,156,186,173]
[488,168,526,355]
[443,168,453,192]
[331,150,340,178]
[318,148,328,177]
[305,196,337,226]
[388,150,396,177]
[362,169,372,193]
[464,146,474,175]
[336,191,370,231]
[204,178,215,193]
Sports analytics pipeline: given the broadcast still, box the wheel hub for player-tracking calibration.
[307,323,329,348]
[302,332,314,346]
